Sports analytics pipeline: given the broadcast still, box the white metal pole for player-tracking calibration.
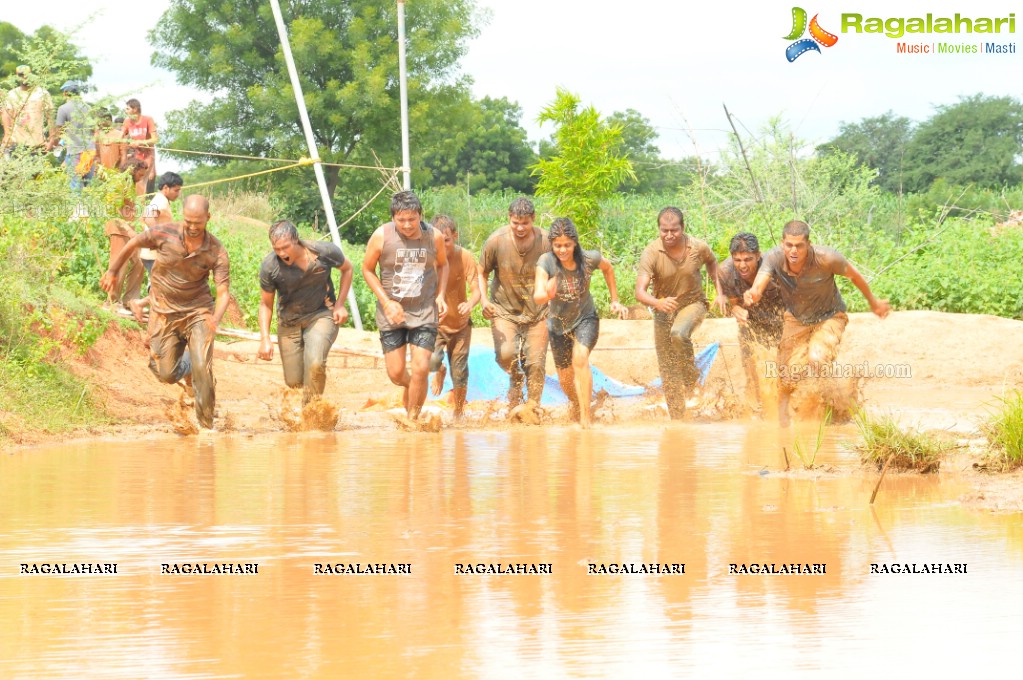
[268,0,364,330]
[397,0,411,190]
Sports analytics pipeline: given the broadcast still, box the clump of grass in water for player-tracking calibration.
[853,411,952,473]
[980,391,1023,471]
[792,407,832,469]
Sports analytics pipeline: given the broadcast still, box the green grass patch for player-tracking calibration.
[853,411,953,473]
[980,391,1023,471]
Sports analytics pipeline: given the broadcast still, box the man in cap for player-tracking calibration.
[53,80,96,190]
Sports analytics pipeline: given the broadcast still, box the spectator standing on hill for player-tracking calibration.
[120,98,157,193]
[1,65,54,156]
[53,80,96,191]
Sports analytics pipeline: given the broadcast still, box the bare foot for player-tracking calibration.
[509,400,542,425]
[128,298,147,324]
[431,364,446,396]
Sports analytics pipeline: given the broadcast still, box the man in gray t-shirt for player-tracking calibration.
[745,220,890,425]
[257,221,354,405]
[54,81,95,190]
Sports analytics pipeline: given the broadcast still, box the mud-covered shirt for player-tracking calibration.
[137,223,230,315]
[376,221,439,331]
[480,225,550,325]
[439,246,478,334]
[761,245,848,325]
[638,235,714,308]
[538,249,603,335]
[718,257,785,339]
[260,240,345,326]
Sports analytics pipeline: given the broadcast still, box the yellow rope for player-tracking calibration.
[174,161,308,191]
[155,146,398,172]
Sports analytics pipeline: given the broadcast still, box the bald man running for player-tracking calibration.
[100,195,231,429]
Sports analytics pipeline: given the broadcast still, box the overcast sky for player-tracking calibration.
[5,0,1021,169]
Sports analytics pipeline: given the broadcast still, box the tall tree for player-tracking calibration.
[818,111,913,194]
[532,89,634,239]
[902,94,1023,193]
[607,108,697,194]
[150,0,481,208]
[415,95,536,193]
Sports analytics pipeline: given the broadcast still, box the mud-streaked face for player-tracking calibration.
[509,214,535,240]
[657,214,684,248]
[731,250,761,281]
[272,237,303,266]
[182,204,210,240]
[440,228,456,257]
[393,210,422,239]
[551,235,576,264]
[782,233,809,269]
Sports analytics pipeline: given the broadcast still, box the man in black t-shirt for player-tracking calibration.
[718,232,784,413]
[257,220,354,404]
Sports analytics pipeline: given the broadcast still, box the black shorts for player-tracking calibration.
[549,315,599,369]
[380,326,438,354]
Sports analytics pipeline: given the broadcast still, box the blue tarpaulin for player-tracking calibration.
[430,342,719,406]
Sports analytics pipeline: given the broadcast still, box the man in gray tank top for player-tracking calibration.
[362,191,449,423]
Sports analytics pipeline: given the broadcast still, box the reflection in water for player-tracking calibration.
[1,426,1021,677]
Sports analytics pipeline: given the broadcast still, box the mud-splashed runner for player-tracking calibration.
[744,220,891,426]
[361,191,449,430]
[256,220,354,408]
[99,194,231,433]
[278,388,340,432]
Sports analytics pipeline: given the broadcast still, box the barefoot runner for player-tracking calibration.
[428,215,482,419]
[256,220,354,404]
[479,197,551,415]
[744,220,891,425]
[635,207,724,419]
[100,195,230,430]
[362,191,448,423]
[533,218,626,428]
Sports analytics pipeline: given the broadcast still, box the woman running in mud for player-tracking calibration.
[533,218,626,428]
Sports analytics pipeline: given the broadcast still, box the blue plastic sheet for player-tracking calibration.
[430,342,719,406]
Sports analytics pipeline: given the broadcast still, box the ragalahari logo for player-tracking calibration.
[784,7,839,61]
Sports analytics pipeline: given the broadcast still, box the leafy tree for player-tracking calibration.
[0,23,92,86]
[0,22,26,76]
[902,94,1023,193]
[818,111,913,194]
[150,0,480,240]
[531,89,634,240]
[415,95,536,194]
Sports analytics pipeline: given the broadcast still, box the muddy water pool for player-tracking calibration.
[1,424,1020,677]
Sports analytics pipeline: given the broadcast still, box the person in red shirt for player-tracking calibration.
[120,98,158,193]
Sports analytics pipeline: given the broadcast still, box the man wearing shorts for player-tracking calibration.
[479,197,551,411]
[744,220,890,425]
[362,191,448,422]
[428,215,481,419]
[635,207,724,419]
[258,220,353,404]
[100,195,230,430]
